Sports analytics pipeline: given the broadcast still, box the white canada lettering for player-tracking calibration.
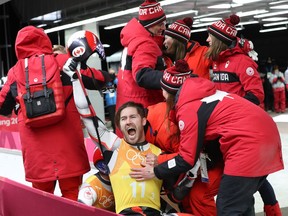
[148,5,163,14]
[169,24,190,37]
[214,21,237,37]
[213,73,229,81]
[214,21,226,30]
[163,72,186,84]
[139,8,147,15]
[139,5,163,15]
[171,76,186,84]
[169,23,177,29]
[163,72,171,81]
[226,27,237,37]
[178,26,190,37]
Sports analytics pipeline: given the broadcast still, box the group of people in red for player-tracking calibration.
[262,59,287,114]
[112,0,283,215]
[0,0,284,215]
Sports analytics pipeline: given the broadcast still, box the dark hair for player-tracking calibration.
[173,39,187,61]
[164,93,180,146]
[115,101,146,128]
[205,34,229,61]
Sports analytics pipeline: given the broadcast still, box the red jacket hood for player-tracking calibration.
[216,44,258,72]
[219,43,257,68]
[15,26,53,60]
[221,42,244,57]
[120,18,164,48]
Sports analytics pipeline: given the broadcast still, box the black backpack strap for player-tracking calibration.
[40,54,48,97]
[24,58,31,100]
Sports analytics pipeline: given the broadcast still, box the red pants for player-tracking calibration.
[32,176,83,201]
[182,163,223,216]
[273,89,286,112]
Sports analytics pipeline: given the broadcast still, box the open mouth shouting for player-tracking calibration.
[125,126,138,144]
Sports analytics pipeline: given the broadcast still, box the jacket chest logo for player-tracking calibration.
[225,61,230,68]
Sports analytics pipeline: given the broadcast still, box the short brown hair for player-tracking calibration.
[115,101,146,128]
[52,45,67,54]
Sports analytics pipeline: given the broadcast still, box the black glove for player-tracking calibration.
[63,58,79,81]
[68,59,78,71]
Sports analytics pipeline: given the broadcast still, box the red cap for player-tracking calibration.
[138,0,166,28]
[160,60,191,95]
[208,14,240,45]
[165,17,193,43]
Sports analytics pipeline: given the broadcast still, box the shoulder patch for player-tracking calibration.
[178,120,185,131]
[246,67,254,76]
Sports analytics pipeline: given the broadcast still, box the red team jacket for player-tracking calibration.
[0,26,108,182]
[146,102,179,154]
[184,41,211,80]
[211,45,264,105]
[116,18,166,109]
[154,77,283,179]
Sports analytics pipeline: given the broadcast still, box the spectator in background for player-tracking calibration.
[103,68,118,132]
[269,65,286,113]
[0,26,109,201]
[266,57,274,74]
[116,0,167,113]
[284,64,288,88]
[259,61,274,111]
[264,57,275,111]
[206,14,282,215]
[284,64,288,107]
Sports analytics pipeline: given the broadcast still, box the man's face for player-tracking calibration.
[148,21,166,36]
[119,107,146,145]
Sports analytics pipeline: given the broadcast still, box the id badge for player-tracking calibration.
[200,152,209,183]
